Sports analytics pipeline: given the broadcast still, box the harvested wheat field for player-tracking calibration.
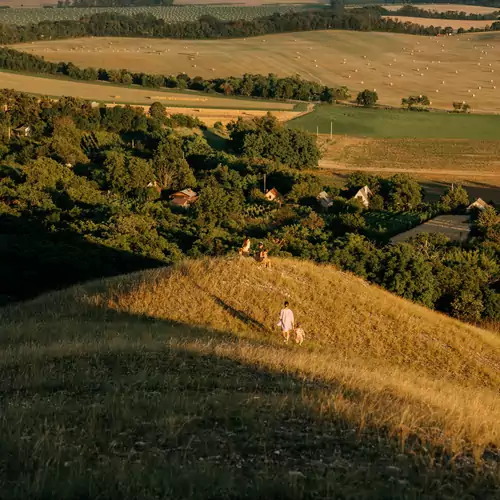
[382,15,495,30]
[1,257,499,497]
[319,136,500,173]
[384,3,499,14]
[14,30,500,112]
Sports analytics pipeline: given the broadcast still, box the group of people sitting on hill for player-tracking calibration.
[238,238,271,268]
[238,240,305,344]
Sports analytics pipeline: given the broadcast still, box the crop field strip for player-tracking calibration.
[0,4,310,24]
[290,102,500,138]
[16,30,500,113]
[0,72,300,124]
[383,4,500,14]
[381,15,495,30]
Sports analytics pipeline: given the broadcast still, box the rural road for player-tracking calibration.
[319,161,500,177]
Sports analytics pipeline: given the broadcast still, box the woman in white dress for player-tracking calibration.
[277,301,294,343]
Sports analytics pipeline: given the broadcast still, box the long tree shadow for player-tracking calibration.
[0,212,164,306]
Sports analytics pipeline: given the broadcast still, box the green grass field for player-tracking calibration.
[290,104,500,139]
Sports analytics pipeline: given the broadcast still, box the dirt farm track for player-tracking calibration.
[13,30,500,113]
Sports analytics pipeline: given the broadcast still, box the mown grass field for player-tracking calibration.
[14,30,500,112]
[1,258,499,498]
[291,104,500,138]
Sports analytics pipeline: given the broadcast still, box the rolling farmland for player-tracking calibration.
[0,4,307,24]
[0,71,299,124]
[290,104,500,139]
[381,15,495,30]
[383,4,500,14]
[15,30,500,113]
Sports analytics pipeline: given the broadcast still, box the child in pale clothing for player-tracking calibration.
[294,323,305,345]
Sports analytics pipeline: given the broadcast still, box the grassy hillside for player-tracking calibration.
[290,104,500,138]
[1,258,500,499]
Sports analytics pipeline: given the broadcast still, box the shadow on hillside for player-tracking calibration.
[202,128,229,152]
[0,213,164,306]
[1,300,499,499]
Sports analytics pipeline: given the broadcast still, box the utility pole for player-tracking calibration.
[316,125,319,137]
[263,173,267,193]
[330,120,333,139]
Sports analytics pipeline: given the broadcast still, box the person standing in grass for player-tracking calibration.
[277,301,294,343]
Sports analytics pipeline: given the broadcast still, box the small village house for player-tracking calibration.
[467,198,492,212]
[351,186,372,208]
[12,125,31,138]
[170,188,198,208]
[264,188,281,203]
[317,191,333,210]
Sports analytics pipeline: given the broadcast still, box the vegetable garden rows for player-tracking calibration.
[0,4,307,25]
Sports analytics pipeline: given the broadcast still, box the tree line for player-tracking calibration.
[0,47,350,103]
[0,90,498,325]
[0,8,470,47]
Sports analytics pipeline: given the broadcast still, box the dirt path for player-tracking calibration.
[319,160,500,178]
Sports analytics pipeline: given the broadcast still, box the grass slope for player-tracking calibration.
[1,258,499,499]
[290,104,500,138]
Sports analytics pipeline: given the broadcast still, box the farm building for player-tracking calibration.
[265,188,281,202]
[317,191,334,210]
[170,188,198,208]
[466,198,492,212]
[12,125,31,137]
[390,215,471,244]
[352,186,373,208]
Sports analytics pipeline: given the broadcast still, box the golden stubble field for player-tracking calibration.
[13,30,500,112]
[382,15,495,30]
[384,3,499,14]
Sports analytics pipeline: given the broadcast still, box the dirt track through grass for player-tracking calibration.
[13,30,500,112]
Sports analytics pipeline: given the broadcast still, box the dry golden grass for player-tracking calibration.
[3,257,500,453]
[384,3,499,14]
[12,30,500,112]
[319,136,500,173]
[2,257,500,496]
